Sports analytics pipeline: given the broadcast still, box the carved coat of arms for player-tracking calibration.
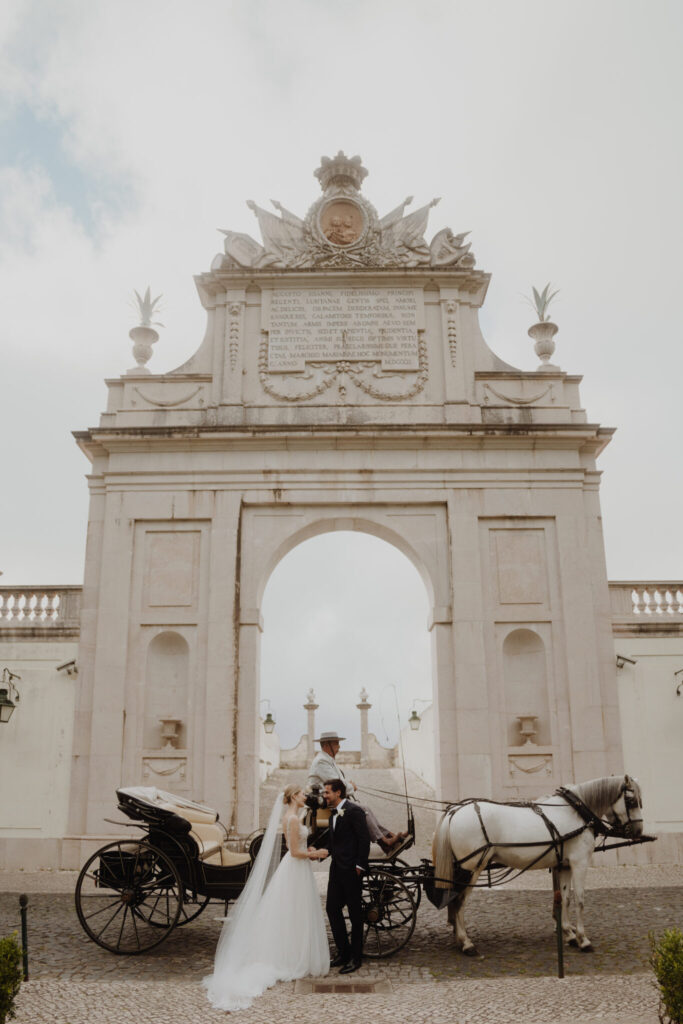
[213,152,475,402]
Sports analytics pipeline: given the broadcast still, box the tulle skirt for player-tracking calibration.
[203,852,330,1011]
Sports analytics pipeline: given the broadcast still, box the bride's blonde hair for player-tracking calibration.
[283,784,302,806]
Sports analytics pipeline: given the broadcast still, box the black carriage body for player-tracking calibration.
[115,789,252,901]
[77,786,424,958]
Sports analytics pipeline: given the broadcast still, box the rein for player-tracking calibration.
[554,785,613,837]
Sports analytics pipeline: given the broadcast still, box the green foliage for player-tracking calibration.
[132,287,164,328]
[526,282,559,322]
[0,934,22,1024]
[650,928,683,1024]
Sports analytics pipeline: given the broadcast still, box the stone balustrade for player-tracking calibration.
[1,582,681,637]
[0,586,82,635]
[610,582,683,635]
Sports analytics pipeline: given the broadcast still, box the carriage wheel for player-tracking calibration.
[176,894,211,925]
[143,892,211,928]
[75,839,182,954]
[361,867,417,959]
[391,858,422,911]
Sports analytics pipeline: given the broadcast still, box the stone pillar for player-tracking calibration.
[304,689,318,761]
[357,688,371,767]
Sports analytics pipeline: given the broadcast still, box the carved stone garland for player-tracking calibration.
[446,301,457,367]
[258,331,429,403]
[227,302,243,371]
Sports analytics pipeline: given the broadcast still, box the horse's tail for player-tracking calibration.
[433,811,455,890]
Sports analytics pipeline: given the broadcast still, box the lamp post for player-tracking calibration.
[304,689,318,760]
[408,698,431,731]
[260,699,276,734]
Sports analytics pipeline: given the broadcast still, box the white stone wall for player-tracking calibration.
[0,639,77,868]
[398,633,683,862]
[398,705,436,788]
[612,636,683,836]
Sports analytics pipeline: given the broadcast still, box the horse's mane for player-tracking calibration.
[564,775,640,816]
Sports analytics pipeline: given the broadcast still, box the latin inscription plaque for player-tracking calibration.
[267,288,420,373]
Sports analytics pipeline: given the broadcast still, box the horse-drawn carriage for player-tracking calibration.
[75,775,653,960]
[74,785,418,957]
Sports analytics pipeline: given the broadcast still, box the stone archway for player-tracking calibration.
[234,505,453,831]
[66,153,624,859]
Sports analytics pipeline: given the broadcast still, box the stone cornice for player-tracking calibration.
[194,265,491,303]
[73,422,614,461]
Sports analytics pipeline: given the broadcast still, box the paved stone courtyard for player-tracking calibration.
[2,770,681,1023]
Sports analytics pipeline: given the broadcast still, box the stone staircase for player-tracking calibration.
[260,766,439,860]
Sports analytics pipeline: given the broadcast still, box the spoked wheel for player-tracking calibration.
[75,839,183,954]
[144,892,211,928]
[176,894,211,926]
[391,858,422,911]
[361,867,417,959]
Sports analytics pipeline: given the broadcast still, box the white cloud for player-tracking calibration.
[1,0,681,595]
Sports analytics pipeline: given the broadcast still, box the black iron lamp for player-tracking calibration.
[0,669,21,724]
[408,698,431,731]
[260,698,276,734]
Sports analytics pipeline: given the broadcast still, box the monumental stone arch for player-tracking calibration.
[69,152,622,842]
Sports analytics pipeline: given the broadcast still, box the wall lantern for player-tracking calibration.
[408,698,432,731]
[0,669,21,724]
[260,698,276,734]
[675,668,683,697]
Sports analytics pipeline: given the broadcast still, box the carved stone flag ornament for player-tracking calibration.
[217,151,473,272]
[210,152,475,404]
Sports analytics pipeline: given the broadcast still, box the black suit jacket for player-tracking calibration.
[328,800,370,873]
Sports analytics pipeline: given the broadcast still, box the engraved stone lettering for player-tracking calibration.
[268,288,420,372]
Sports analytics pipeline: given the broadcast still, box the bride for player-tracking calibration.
[203,783,330,1010]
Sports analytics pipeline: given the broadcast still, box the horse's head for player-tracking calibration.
[603,775,643,838]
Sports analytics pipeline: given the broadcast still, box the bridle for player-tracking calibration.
[607,781,643,836]
[558,778,642,839]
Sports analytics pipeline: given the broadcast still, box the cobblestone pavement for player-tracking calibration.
[2,769,681,1023]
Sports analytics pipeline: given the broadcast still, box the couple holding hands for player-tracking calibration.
[204,730,404,1012]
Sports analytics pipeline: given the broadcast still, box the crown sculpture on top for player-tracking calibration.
[215,151,475,271]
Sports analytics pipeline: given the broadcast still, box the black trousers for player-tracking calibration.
[326,863,364,962]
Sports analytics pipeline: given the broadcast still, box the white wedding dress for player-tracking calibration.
[203,797,330,1011]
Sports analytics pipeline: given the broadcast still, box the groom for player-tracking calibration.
[323,778,369,974]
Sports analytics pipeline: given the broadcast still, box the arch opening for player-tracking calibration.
[260,530,433,756]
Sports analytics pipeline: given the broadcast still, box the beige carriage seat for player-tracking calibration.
[119,786,249,865]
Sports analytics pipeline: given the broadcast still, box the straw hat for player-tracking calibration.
[316,730,346,744]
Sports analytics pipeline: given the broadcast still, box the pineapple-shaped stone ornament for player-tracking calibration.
[127,287,163,374]
[526,283,559,370]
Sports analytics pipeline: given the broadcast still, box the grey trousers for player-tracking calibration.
[356,802,390,842]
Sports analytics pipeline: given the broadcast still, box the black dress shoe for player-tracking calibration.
[330,954,349,968]
[339,959,362,974]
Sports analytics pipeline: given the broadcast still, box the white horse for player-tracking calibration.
[432,775,643,955]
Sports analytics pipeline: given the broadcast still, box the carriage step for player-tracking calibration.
[295,979,392,994]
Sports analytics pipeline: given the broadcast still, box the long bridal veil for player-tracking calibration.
[204,792,329,1010]
[203,794,284,1007]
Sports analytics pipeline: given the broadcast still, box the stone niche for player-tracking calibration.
[142,630,189,792]
[502,628,554,783]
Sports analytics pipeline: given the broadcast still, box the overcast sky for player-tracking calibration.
[1,1,681,746]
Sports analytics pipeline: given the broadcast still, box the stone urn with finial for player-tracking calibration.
[526,283,559,370]
[127,287,163,374]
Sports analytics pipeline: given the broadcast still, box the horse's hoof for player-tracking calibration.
[579,943,594,954]
[567,937,579,948]
[463,945,480,957]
